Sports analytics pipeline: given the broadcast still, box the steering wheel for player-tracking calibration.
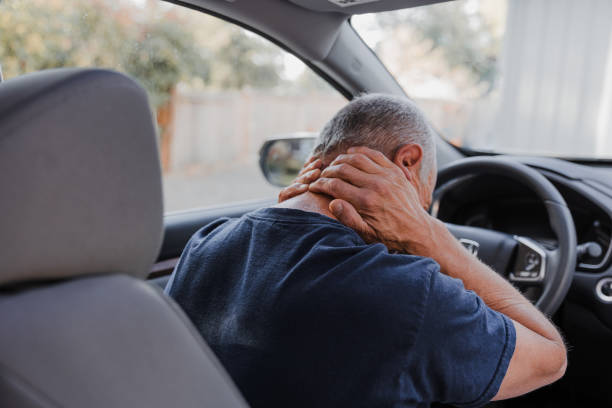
[435,157,577,315]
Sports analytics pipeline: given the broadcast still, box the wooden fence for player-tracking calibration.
[167,89,345,173]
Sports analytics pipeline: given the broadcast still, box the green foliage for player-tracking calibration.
[0,0,287,108]
[376,2,501,91]
[0,1,117,73]
[292,68,333,93]
[211,30,282,89]
[121,20,209,107]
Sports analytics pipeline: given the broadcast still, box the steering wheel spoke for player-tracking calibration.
[508,236,548,284]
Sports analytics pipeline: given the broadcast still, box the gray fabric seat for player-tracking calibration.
[0,68,248,408]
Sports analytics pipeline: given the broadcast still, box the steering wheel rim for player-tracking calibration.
[436,156,577,315]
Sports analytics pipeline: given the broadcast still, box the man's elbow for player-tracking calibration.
[542,341,567,384]
[552,345,568,381]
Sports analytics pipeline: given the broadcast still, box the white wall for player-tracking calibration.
[474,0,612,158]
[169,89,345,172]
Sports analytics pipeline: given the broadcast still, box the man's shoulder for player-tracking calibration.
[181,216,238,253]
[291,244,441,348]
[181,206,441,295]
[208,207,363,246]
[177,207,360,262]
[247,207,360,235]
[327,246,440,302]
[184,206,440,282]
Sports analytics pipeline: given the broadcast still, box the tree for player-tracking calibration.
[206,30,284,90]
[0,0,209,106]
[0,0,292,169]
[374,1,504,96]
[121,19,209,108]
[0,1,119,75]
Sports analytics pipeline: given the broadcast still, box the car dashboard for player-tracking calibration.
[433,156,612,327]
[435,172,611,270]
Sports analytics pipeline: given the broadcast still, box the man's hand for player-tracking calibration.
[308,146,440,255]
[278,156,323,203]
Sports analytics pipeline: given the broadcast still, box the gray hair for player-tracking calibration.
[314,93,437,184]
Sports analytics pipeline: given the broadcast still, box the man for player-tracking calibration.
[167,94,566,408]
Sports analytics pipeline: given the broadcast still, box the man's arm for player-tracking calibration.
[308,146,567,400]
[423,219,567,399]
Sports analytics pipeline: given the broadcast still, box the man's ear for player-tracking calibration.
[392,143,423,183]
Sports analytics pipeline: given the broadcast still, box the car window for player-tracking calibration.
[353,0,612,160]
[0,0,345,212]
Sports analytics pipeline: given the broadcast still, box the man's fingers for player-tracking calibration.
[277,161,322,204]
[320,163,376,188]
[328,152,381,175]
[309,177,365,207]
[298,158,322,177]
[347,146,394,168]
[278,183,309,203]
[295,168,321,184]
[303,155,319,168]
[329,199,377,243]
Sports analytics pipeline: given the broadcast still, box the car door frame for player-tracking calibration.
[152,0,463,282]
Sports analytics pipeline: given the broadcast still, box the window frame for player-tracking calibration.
[165,0,354,101]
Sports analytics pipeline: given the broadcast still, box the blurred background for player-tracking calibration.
[355,0,612,162]
[2,0,611,212]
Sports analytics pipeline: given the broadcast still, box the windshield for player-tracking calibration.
[353,0,612,160]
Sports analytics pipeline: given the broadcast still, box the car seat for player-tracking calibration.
[0,68,248,408]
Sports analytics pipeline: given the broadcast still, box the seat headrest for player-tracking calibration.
[0,69,163,286]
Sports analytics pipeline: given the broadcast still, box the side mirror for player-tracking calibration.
[259,133,318,187]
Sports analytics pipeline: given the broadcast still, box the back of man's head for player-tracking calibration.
[313,93,436,184]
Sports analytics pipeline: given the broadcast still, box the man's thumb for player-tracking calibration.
[329,199,373,242]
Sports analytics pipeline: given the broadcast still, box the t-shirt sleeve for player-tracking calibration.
[411,270,516,407]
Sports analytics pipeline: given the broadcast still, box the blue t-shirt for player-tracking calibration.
[167,207,515,408]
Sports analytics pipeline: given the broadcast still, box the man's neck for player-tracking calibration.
[274,191,337,220]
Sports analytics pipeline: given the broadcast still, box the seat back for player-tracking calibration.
[0,69,248,408]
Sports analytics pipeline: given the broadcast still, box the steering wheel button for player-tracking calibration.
[601,281,612,297]
[509,236,547,283]
[595,278,612,303]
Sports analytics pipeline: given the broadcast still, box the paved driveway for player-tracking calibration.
[163,163,281,213]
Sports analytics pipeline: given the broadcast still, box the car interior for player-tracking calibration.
[1,0,612,407]
[0,68,248,408]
